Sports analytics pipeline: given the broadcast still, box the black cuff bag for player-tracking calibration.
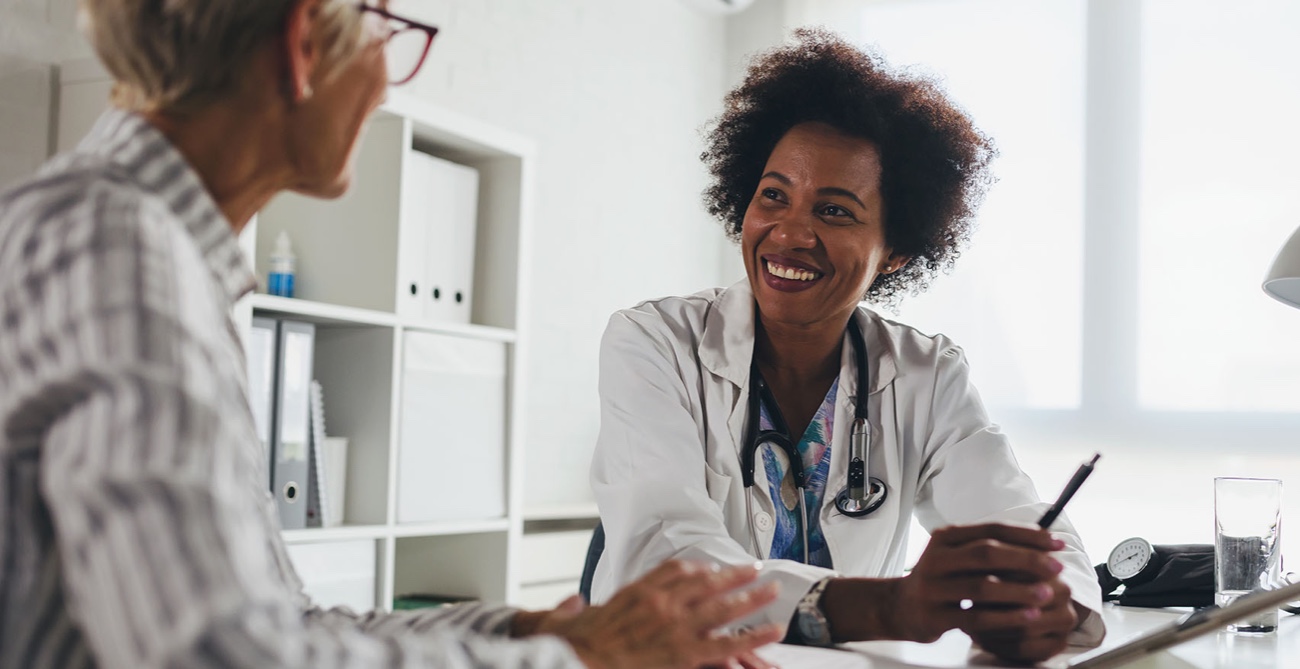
[1095,543,1215,608]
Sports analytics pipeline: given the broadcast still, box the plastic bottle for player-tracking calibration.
[268,230,296,298]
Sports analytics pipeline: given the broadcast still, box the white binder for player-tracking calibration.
[397,331,506,524]
[404,151,479,324]
[247,317,279,490]
[395,151,429,319]
[271,320,315,530]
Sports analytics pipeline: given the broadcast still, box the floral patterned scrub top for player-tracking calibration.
[759,376,838,568]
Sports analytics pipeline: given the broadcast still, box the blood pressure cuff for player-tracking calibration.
[1094,543,1215,608]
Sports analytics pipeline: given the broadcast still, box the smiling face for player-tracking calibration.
[742,122,907,330]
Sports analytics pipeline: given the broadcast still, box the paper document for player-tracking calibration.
[756,643,872,669]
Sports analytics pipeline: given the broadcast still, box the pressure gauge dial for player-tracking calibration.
[1107,537,1156,581]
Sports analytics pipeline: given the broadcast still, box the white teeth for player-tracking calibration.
[766,260,820,281]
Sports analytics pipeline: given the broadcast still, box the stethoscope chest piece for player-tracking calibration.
[835,475,887,517]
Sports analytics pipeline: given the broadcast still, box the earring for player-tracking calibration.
[300,83,313,101]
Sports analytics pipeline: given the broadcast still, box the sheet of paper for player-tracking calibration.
[755,643,873,669]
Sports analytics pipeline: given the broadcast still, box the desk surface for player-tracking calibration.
[757,604,1300,669]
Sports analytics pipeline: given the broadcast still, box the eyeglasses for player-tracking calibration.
[357,3,439,85]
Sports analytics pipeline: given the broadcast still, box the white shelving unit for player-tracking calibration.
[523,503,600,523]
[54,59,539,611]
[282,524,390,545]
[516,503,601,609]
[251,90,538,610]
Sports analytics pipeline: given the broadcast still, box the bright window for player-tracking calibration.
[1137,0,1300,412]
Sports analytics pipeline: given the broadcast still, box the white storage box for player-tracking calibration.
[517,530,593,585]
[397,331,507,524]
[285,540,376,611]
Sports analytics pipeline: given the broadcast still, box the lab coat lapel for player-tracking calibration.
[821,308,901,572]
[859,307,897,395]
[700,281,758,465]
[827,307,897,469]
[701,281,776,554]
[699,280,754,389]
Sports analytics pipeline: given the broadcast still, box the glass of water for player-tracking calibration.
[1214,477,1283,634]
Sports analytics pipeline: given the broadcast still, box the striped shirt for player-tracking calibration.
[0,109,581,669]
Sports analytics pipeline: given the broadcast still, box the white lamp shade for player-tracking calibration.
[1264,225,1300,308]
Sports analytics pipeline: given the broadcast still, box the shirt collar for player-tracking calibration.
[79,109,256,303]
[699,279,899,397]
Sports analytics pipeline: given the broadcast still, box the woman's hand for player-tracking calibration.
[964,580,1080,664]
[891,523,1067,644]
[702,649,776,669]
[515,560,784,669]
[816,523,1065,644]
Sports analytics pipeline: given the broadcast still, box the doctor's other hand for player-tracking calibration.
[963,579,1079,664]
[513,560,783,669]
[890,523,1066,646]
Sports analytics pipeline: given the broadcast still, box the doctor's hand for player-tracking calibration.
[512,560,784,669]
[963,579,1081,664]
[891,524,1067,646]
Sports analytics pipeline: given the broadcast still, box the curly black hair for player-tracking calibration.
[702,27,996,304]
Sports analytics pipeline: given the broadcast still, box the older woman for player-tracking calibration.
[0,2,781,668]
[590,29,1104,664]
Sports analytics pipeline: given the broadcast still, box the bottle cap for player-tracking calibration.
[272,230,294,260]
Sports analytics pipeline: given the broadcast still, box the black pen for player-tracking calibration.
[1037,453,1101,529]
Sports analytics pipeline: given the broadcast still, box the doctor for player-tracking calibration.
[590,28,1104,664]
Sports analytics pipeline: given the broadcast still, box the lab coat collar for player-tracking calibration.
[699,281,757,388]
[699,280,899,396]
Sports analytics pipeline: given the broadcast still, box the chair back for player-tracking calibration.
[578,521,605,602]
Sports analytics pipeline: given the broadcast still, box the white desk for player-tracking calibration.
[757,604,1300,669]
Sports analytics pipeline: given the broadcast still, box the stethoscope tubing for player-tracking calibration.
[741,316,887,564]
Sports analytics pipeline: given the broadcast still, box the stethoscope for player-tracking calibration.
[739,317,888,563]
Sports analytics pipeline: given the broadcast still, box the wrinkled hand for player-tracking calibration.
[965,580,1079,664]
[518,560,784,669]
[893,524,1066,646]
[512,594,586,638]
[702,649,776,669]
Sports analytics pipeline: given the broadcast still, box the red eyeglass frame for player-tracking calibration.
[356,3,439,85]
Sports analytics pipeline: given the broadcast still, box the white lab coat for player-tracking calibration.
[589,281,1105,645]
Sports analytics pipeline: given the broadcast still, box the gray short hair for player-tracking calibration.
[79,0,365,112]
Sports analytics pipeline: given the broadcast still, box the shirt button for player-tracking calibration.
[754,512,773,532]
